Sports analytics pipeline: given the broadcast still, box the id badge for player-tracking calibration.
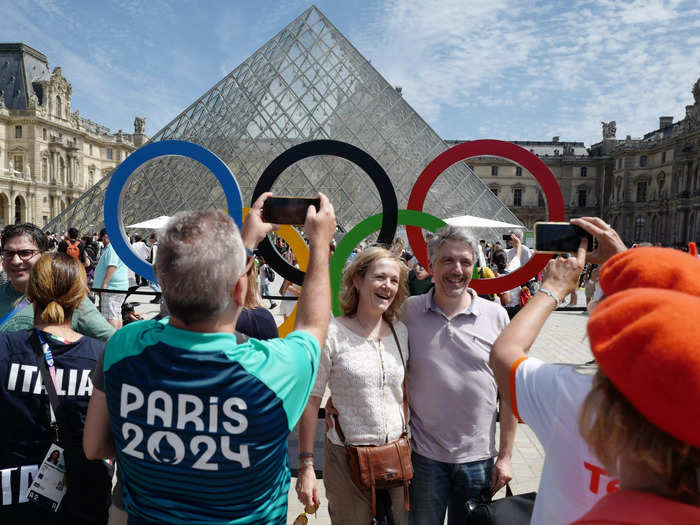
[26,443,67,511]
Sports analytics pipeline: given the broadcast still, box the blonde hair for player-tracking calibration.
[579,370,700,505]
[27,253,88,325]
[244,263,263,310]
[339,247,408,323]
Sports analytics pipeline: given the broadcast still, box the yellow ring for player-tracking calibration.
[242,208,309,336]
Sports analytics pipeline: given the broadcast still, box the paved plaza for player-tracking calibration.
[127,288,592,524]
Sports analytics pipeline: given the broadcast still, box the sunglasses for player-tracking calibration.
[292,504,319,524]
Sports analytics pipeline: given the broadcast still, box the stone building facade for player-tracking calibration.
[604,79,700,246]
[445,138,606,230]
[0,43,146,228]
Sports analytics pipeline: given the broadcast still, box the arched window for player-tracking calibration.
[56,96,62,117]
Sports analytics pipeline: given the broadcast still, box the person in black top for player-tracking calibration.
[0,253,111,524]
[57,227,90,269]
[235,255,278,340]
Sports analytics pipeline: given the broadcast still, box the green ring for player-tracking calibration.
[331,210,447,316]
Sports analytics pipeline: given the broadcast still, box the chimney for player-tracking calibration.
[659,116,673,129]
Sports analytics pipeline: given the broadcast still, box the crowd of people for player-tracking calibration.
[0,192,697,525]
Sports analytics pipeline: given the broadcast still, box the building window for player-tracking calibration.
[491,166,499,177]
[640,155,648,167]
[624,157,633,168]
[634,216,645,241]
[106,148,113,160]
[490,186,499,196]
[42,128,47,140]
[515,166,522,177]
[581,167,587,177]
[637,181,647,202]
[14,126,22,139]
[89,144,93,155]
[56,96,62,117]
[513,188,522,206]
[538,191,545,208]
[661,151,666,164]
[578,189,587,207]
[617,158,622,169]
[13,155,24,174]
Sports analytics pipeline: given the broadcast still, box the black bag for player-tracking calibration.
[265,265,275,282]
[465,485,536,525]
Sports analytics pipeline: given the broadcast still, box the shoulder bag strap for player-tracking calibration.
[30,330,66,444]
[0,297,30,326]
[389,323,409,435]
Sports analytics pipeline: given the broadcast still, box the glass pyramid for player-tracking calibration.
[46,6,522,240]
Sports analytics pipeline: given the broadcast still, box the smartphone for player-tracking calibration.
[534,222,594,253]
[262,197,321,225]
[502,234,511,241]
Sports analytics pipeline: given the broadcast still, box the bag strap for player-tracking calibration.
[388,323,409,436]
[333,321,409,444]
[31,330,66,443]
[0,297,30,326]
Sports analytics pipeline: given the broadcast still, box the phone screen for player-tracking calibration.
[534,222,594,253]
[262,197,321,225]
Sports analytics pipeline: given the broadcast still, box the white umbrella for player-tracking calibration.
[444,215,523,229]
[126,216,171,229]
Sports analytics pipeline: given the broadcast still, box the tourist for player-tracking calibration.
[0,223,113,340]
[57,226,91,268]
[93,228,129,329]
[0,253,111,524]
[296,246,410,524]
[402,225,514,525]
[235,256,278,340]
[489,217,700,524]
[505,229,531,271]
[83,192,336,524]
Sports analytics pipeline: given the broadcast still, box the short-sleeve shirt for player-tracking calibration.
[102,319,320,524]
[572,489,700,524]
[0,330,110,523]
[93,243,128,290]
[311,318,409,446]
[512,357,618,524]
[401,288,509,463]
[0,282,115,341]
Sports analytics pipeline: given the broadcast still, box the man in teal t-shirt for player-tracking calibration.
[0,223,114,341]
[84,194,337,525]
[93,228,129,329]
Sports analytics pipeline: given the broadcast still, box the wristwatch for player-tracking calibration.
[538,287,563,308]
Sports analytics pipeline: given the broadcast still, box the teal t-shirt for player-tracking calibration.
[93,243,129,290]
[0,282,114,341]
[103,319,321,524]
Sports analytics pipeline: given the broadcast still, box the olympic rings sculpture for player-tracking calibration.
[104,138,565,333]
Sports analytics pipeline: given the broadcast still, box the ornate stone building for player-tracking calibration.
[604,79,700,246]
[0,43,146,227]
[445,138,606,230]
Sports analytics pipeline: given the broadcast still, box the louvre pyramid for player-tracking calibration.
[47,6,521,238]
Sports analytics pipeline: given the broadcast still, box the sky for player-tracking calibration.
[4,0,700,147]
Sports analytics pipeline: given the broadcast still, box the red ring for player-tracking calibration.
[406,139,565,295]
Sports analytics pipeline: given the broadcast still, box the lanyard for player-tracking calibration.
[35,329,60,424]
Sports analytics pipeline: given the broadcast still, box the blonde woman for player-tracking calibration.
[296,246,410,524]
[0,253,111,524]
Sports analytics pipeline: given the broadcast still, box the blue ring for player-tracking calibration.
[104,140,243,282]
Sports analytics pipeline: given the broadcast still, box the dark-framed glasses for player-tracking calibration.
[1,249,41,261]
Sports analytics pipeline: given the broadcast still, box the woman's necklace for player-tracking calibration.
[353,315,383,342]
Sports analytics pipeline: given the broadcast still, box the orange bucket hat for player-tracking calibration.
[588,288,700,447]
[599,247,700,297]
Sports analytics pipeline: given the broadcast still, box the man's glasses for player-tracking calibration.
[1,250,41,261]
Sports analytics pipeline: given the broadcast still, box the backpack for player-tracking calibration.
[66,240,80,260]
[265,265,275,283]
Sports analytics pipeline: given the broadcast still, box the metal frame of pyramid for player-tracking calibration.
[46,5,522,239]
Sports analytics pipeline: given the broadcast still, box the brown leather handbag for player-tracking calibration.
[334,324,413,517]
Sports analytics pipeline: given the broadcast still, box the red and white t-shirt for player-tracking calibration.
[511,357,619,525]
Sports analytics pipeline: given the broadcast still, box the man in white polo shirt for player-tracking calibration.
[402,225,516,525]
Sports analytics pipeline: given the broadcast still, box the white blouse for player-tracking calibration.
[311,317,409,446]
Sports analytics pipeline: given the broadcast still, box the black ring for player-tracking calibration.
[252,140,399,285]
